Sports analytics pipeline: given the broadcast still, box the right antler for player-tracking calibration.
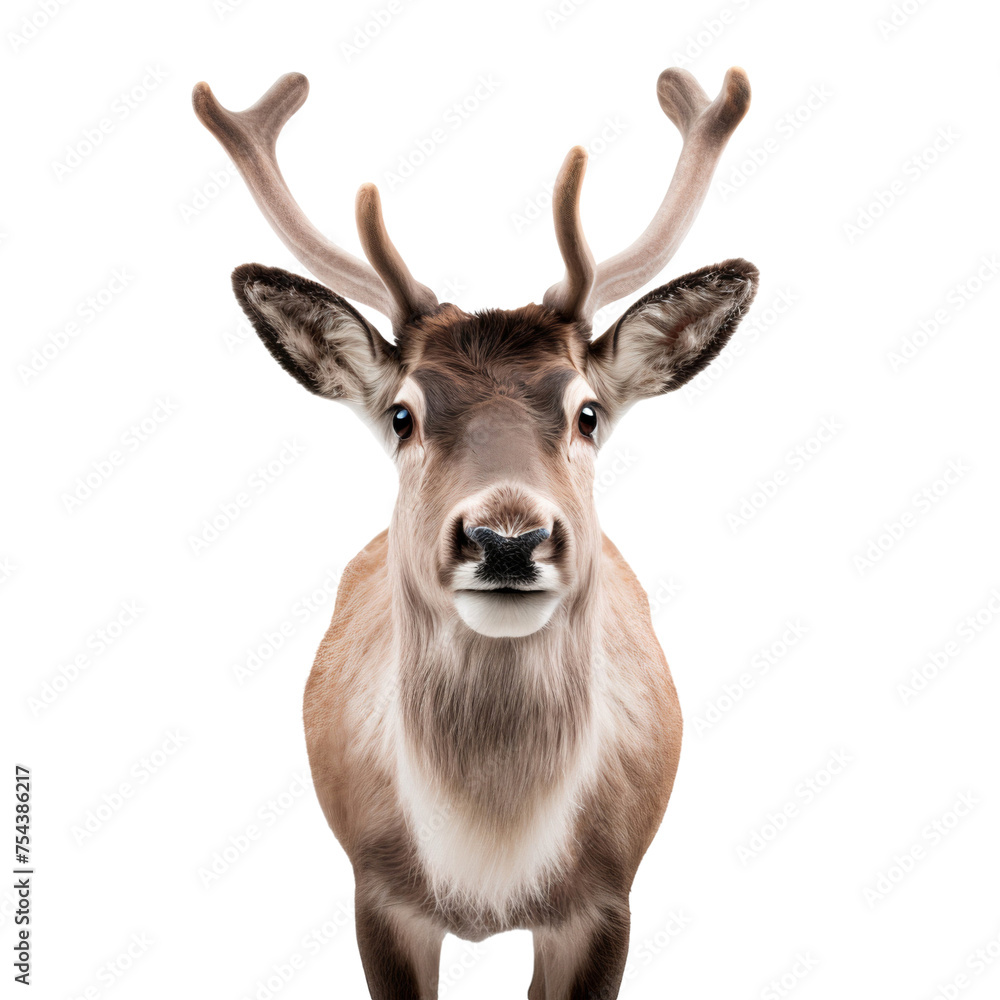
[544,67,751,326]
[192,73,438,329]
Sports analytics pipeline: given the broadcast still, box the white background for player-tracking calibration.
[4,0,1000,997]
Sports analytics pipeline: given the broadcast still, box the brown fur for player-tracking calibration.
[304,530,681,933]
[400,305,589,451]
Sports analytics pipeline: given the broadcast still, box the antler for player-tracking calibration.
[192,73,438,328]
[542,146,597,321]
[355,184,439,320]
[544,66,751,325]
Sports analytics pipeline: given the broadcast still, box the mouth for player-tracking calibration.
[457,585,545,595]
[449,527,563,637]
[452,585,561,638]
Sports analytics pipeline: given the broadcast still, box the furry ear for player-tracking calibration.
[587,258,758,408]
[231,263,400,411]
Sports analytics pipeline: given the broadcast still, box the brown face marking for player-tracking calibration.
[399,305,590,451]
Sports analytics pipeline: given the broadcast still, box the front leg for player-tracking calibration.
[531,901,630,1000]
[354,888,445,1000]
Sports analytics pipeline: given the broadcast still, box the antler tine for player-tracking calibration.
[542,146,597,322]
[355,184,440,324]
[580,66,752,321]
[193,74,417,325]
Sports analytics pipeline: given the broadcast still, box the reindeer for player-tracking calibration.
[193,64,757,999]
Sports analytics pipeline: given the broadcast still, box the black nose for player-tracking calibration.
[465,526,550,587]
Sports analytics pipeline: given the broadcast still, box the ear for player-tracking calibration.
[587,258,758,408]
[231,263,401,413]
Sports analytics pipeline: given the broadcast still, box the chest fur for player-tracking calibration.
[392,637,600,922]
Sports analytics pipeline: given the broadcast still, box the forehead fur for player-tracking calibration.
[399,304,590,447]
[400,303,588,368]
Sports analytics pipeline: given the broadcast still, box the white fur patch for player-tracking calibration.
[385,617,647,928]
[451,556,562,637]
[451,561,561,593]
[453,589,563,638]
[396,731,595,925]
[390,632,646,925]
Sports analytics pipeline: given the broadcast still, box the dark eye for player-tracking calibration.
[392,406,414,440]
[578,404,598,438]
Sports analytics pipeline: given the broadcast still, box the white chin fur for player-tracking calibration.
[454,590,562,638]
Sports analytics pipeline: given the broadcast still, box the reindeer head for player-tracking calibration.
[193,69,758,639]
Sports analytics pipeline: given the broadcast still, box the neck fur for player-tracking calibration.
[392,578,601,828]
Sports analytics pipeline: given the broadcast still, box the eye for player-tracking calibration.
[577,404,598,438]
[392,405,414,440]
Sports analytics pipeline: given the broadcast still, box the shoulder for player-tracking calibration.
[311,529,392,680]
[599,533,657,642]
[596,530,679,730]
[337,529,389,604]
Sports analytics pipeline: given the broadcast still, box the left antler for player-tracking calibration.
[544,67,751,325]
[192,73,438,328]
